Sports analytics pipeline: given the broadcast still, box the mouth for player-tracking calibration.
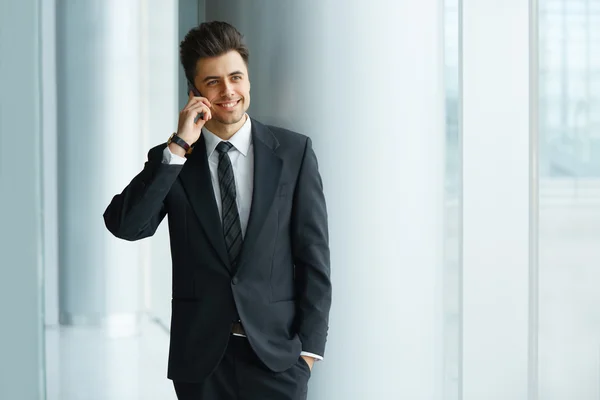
[216,99,241,110]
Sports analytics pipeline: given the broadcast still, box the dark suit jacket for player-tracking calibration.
[103,118,331,382]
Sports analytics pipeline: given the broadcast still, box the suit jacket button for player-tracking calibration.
[232,277,239,285]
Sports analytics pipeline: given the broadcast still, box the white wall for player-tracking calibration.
[207,1,447,398]
[0,0,46,398]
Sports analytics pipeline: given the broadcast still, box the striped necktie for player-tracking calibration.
[216,141,243,269]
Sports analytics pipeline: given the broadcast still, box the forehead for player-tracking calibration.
[195,50,248,78]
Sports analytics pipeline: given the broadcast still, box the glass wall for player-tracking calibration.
[539,0,600,398]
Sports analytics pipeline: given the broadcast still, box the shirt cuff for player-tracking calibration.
[300,351,323,361]
[162,145,187,165]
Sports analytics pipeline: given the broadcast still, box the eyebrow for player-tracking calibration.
[202,71,245,83]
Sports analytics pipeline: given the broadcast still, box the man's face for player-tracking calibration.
[193,50,250,126]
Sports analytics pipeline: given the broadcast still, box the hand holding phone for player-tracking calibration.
[175,81,212,148]
[188,81,206,124]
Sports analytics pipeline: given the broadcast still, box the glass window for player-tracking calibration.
[539,0,600,398]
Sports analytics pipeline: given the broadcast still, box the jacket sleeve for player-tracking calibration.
[291,137,332,357]
[103,145,183,241]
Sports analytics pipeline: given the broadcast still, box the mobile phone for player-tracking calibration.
[187,80,202,97]
[187,80,204,122]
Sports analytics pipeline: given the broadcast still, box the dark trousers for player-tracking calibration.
[173,335,311,400]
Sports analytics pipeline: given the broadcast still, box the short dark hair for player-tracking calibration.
[179,21,249,84]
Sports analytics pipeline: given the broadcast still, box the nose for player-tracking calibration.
[221,81,235,97]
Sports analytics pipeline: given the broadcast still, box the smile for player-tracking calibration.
[217,100,240,109]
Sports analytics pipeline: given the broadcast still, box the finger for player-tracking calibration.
[182,99,196,112]
[201,107,212,122]
[183,96,211,112]
[198,104,212,122]
[186,104,210,122]
[187,102,209,114]
[196,112,208,126]
[194,96,211,109]
[195,107,211,125]
[182,97,202,112]
[201,97,212,109]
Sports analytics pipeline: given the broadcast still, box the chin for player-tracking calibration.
[217,112,246,125]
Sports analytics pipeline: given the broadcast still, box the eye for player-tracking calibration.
[232,75,242,81]
[207,80,218,86]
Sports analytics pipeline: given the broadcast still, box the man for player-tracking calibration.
[104,21,331,400]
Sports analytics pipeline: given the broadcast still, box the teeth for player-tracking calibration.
[220,101,238,108]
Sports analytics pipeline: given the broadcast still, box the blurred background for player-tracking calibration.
[1,0,599,399]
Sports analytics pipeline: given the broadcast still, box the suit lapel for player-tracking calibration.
[237,120,283,269]
[178,137,231,271]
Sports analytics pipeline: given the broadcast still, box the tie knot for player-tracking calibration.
[216,141,234,154]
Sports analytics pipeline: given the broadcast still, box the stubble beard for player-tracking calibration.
[213,100,247,125]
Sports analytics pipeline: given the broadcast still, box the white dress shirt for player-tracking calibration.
[162,115,322,361]
[164,115,254,237]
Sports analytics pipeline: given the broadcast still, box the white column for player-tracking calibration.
[56,0,144,337]
[461,0,533,399]
[142,0,179,326]
[208,1,447,398]
[0,0,45,398]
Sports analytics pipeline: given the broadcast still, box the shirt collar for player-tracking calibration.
[202,114,252,158]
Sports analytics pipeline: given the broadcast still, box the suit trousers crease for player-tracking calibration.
[173,336,311,400]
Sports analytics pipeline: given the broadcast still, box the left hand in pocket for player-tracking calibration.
[301,355,315,371]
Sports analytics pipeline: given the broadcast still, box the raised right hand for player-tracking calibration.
[175,90,212,146]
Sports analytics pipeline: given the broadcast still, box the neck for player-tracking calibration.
[205,114,247,140]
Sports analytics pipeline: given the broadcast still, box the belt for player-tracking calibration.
[231,321,246,337]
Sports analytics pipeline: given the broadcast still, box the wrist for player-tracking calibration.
[168,142,187,158]
[167,133,191,156]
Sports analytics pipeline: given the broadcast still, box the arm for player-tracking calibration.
[105,89,211,241]
[291,137,332,360]
[103,145,184,241]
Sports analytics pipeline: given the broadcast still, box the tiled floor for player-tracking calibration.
[45,316,177,400]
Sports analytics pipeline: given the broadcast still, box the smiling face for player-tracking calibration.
[193,50,250,135]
